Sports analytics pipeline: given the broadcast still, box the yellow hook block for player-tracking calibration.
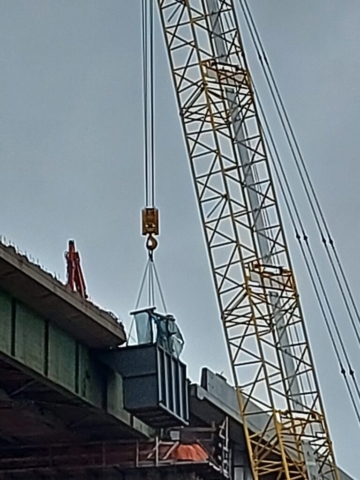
[142,208,159,253]
[142,208,159,236]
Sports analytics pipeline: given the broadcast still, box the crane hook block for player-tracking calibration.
[142,208,159,236]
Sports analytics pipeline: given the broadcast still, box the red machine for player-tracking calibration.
[65,240,87,299]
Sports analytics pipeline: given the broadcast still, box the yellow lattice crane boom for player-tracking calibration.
[156,0,339,478]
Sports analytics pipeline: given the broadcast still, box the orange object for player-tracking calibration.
[65,240,87,299]
[170,443,208,462]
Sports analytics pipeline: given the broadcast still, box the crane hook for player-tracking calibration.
[146,233,158,252]
[146,234,158,261]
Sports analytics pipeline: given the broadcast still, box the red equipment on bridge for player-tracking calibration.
[65,240,87,299]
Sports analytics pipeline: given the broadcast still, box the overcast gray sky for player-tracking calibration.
[0,1,359,476]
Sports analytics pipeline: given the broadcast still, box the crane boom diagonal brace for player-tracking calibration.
[156,0,339,478]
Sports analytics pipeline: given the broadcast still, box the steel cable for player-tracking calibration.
[130,2,165,345]
[142,0,155,207]
[237,0,360,347]
[257,87,360,421]
[219,3,360,420]
[142,0,149,206]
[234,1,360,413]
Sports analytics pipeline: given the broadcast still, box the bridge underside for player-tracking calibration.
[0,356,144,447]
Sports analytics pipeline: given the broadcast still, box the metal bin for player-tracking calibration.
[99,343,189,428]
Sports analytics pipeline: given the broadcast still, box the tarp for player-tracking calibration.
[169,443,209,462]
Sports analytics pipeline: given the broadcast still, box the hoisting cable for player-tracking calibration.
[141,0,159,260]
[235,0,360,408]
[127,255,168,345]
[231,0,360,412]
[128,0,167,345]
[220,6,360,412]
[142,0,149,207]
[237,0,360,349]
[127,259,150,345]
[248,42,360,415]
[259,97,360,411]
[152,260,168,312]
[149,0,155,208]
[257,87,360,421]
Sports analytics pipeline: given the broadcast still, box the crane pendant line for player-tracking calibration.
[156,0,339,479]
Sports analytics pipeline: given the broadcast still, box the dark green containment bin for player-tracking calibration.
[99,343,189,428]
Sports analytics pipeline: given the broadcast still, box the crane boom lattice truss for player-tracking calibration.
[156,0,339,478]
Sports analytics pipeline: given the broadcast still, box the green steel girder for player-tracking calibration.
[0,288,152,441]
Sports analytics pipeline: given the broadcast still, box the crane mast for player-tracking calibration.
[156,0,339,478]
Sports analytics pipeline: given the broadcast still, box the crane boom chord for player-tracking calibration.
[156,0,339,478]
